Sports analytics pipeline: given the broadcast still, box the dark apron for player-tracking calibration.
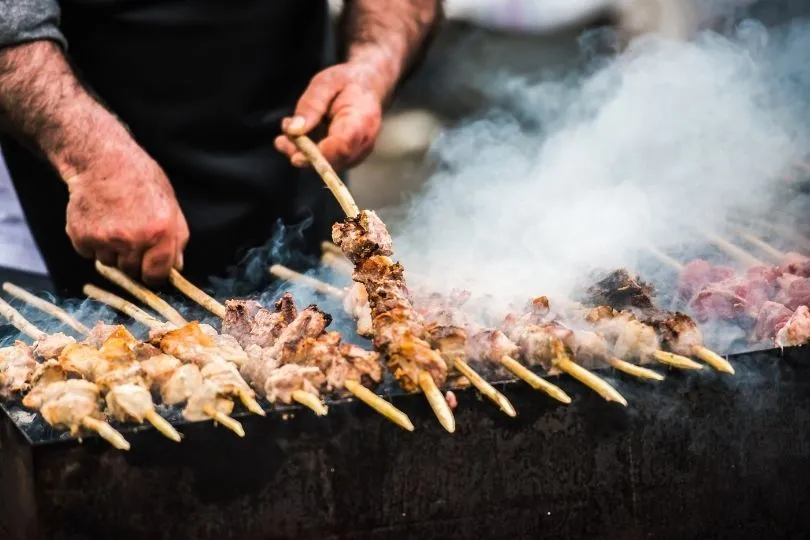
[1,0,342,296]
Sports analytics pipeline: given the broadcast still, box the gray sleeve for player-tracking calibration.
[0,0,67,50]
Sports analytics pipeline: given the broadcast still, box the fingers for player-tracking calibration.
[284,69,346,136]
[117,248,144,278]
[141,234,177,287]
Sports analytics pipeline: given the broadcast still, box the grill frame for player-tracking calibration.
[2,339,810,540]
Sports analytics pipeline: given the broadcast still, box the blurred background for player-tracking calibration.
[0,0,795,281]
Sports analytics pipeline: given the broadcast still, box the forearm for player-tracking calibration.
[0,41,132,179]
[340,0,442,101]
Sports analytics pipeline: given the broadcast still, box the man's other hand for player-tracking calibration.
[64,145,189,285]
[275,62,384,171]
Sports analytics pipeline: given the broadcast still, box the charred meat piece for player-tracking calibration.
[753,301,793,342]
[332,210,393,264]
[586,269,656,311]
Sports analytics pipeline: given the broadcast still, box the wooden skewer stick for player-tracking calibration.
[269,264,345,297]
[83,284,246,436]
[692,345,735,375]
[3,282,91,335]
[175,267,412,429]
[291,391,328,416]
[289,135,456,432]
[605,357,665,381]
[644,246,684,271]
[555,353,627,406]
[95,261,187,327]
[321,252,354,277]
[452,358,516,417]
[651,350,703,370]
[0,298,133,449]
[733,218,810,253]
[290,136,360,218]
[730,227,785,262]
[0,296,46,340]
[270,263,518,417]
[168,269,226,319]
[498,355,571,404]
[83,285,164,330]
[202,405,245,437]
[5,284,182,441]
[418,371,455,432]
[276,262,568,406]
[81,417,132,450]
[343,380,414,431]
[321,241,346,259]
[703,232,767,267]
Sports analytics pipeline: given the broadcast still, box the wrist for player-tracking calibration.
[345,45,404,103]
[45,97,135,182]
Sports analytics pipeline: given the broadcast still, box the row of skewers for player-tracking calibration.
[0,135,790,448]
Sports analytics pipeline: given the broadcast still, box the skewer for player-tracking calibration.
[95,261,187,327]
[82,285,246,436]
[168,269,226,319]
[729,228,785,261]
[0,298,131,449]
[644,247,684,271]
[289,136,360,217]
[273,263,571,407]
[2,282,90,335]
[555,353,627,406]
[174,268,414,430]
[498,355,572,404]
[703,232,767,267]
[691,346,734,374]
[605,356,665,381]
[5,286,182,441]
[270,263,518,415]
[321,251,354,277]
[734,219,810,253]
[269,264,345,297]
[83,285,164,330]
[0,296,46,340]
[321,241,346,259]
[289,135,455,431]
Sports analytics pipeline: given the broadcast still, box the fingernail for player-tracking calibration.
[176,253,184,271]
[288,116,306,132]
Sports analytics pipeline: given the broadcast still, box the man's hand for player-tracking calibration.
[275,63,383,171]
[275,0,441,171]
[64,145,189,285]
[0,41,188,284]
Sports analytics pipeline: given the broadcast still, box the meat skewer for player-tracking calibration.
[271,263,520,413]
[586,269,735,374]
[0,298,131,449]
[83,285,247,436]
[2,286,184,442]
[3,282,91,335]
[271,264,573,404]
[169,274,416,431]
[288,135,455,432]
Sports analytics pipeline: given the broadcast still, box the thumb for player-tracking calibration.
[284,71,345,136]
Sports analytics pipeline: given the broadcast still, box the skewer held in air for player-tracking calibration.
[289,135,360,218]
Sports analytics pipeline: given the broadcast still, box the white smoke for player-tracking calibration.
[393,19,810,319]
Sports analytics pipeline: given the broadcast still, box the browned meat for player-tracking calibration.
[586,269,656,311]
[222,293,298,348]
[640,311,702,356]
[0,341,37,396]
[263,364,325,404]
[32,332,76,360]
[332,210,393,264]
[425,323,466,371]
